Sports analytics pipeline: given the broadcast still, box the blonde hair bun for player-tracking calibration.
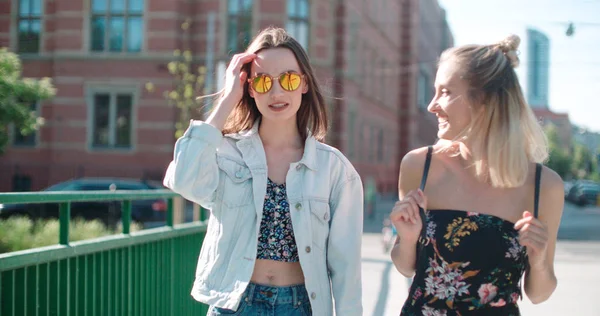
[497,34,520,68]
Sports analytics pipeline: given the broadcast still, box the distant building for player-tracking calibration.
[410,0,455,150]
[521,28,574,152]
[532,109,571,150]
[573,127,600,155]
[0,0,453,195]
[526,28,550,109]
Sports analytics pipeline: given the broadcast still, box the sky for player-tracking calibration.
[437,0,600,133]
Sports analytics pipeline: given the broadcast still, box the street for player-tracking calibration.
[361,197,600,316]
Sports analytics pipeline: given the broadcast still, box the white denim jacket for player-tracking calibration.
[163,120,364,316]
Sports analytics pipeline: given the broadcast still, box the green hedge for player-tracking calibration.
[0,217,141,253]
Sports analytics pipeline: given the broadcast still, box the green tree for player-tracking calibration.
[572,143,597,179]
[574,143,599,181]
[147,20,207,139]
[0,48,55,153]
[573,143,597,179]
[544,124,572,179]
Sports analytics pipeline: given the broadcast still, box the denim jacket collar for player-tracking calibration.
[229,119,318,171]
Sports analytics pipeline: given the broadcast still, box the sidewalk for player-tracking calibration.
[363,194,397,234]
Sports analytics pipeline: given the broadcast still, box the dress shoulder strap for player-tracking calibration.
[419,146,434,192]
[534,163,542,218]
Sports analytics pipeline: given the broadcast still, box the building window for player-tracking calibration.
[228,0,253,54]
[13,102,39,147]
[91,0,144,52]
[359,121,366,162]
[369,125,376,161]
[378,129,384,162]
[360,43,367,89]
[347,109,356,158]
[417,70,430,109]
[286,0,309,49]
[370,52,376,98]
[90,92,134,149]
[18,0,42,53]
[347,14,359,77]
[12,174,32,192]
[379,59,386,102]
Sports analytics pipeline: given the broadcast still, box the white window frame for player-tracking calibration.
[89,0,145,53]
[286,0,309,50]
[86,86,138,152]
[13,0,44,54]
[227,0,253,54]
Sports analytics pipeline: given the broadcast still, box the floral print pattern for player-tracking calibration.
[505,235,525,260]
[443,217,478,251]
[401,210,527,316]
[422,306,448,316]
[256,178,299,262]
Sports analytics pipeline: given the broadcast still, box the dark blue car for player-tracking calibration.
[0,178,167,227]
[566,181,600,206]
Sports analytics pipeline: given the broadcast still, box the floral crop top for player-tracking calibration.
[256,178,299,262]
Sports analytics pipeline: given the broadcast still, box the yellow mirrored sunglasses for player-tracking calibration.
[248,71,304,94]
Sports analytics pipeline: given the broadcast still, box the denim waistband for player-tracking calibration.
[242,282,309,306]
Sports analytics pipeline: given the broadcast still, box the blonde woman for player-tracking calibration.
[390,35,564,315]
[163,27,363,316]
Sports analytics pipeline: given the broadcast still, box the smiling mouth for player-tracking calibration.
[269,103,288,109]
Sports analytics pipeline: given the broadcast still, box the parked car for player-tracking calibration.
[566,180,600,206]
[564,180,575,197]
[0,178,168,227]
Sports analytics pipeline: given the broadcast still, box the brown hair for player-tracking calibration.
[221,27,328,141]
[439,34,548,188]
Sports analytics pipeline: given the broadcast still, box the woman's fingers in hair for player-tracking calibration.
[229,53,256,72]
[239,71,248,83]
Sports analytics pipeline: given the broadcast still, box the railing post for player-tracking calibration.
[193,203,200,222]
[122,200,132,234]
[173,196,184,225]
[59,202,71,245]
[200,206,207,222]
[167,198,174,227]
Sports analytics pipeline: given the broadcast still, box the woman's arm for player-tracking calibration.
[164,52,255,207]
[390,148,428,277]
[163,121,223,208]
[327,174,364,316]
[518,167,564,304]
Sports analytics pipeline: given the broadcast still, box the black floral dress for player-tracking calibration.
[401,210,527,316]
[401,147,542,316]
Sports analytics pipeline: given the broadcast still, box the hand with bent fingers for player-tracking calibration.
[514,211,549,269]
[389,189,427,244]
[224,52,256,102]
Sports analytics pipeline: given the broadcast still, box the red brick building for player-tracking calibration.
[412,0,454,150]
[532,108,572,150]
[0,0,452,195]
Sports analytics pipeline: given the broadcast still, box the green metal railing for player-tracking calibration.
[0,190,209,316]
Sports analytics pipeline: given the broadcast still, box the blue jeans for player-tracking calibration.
[208,283,312,316]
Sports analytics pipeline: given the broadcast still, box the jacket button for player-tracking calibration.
[296,164,302,170]
[324,213,329,221]
[295,202,302,210]
[305,246,311,253]
[235,171,243,178]
[311,292,316,300]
